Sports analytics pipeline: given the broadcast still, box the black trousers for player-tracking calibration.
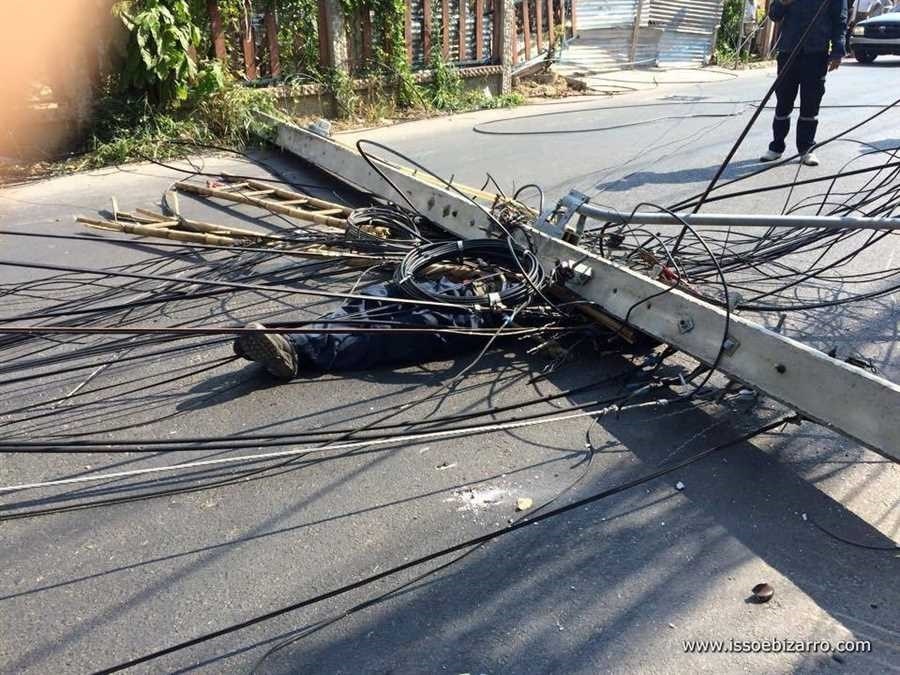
[288,281,489,372]
[769,52,829,155]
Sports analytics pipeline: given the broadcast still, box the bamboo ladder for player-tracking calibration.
[173,177,352,231]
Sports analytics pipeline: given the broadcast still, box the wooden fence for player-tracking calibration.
[206,0,505,79]
[512,0,574,68]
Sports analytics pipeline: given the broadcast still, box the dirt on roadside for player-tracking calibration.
[514,70,588,99]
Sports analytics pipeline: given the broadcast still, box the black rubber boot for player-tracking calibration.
[234,322,297,380]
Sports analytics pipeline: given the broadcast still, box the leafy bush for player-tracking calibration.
[75,73,281,170]
[118,0,202,106]
[196,76,281,143]
[426,53,465,110]
[424,52,524,113]
[718,0,744,54]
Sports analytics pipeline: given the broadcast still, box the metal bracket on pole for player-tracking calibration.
[536,190,590,243]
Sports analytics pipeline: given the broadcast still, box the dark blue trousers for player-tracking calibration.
[288,281,488,372]
[770,52,829,155]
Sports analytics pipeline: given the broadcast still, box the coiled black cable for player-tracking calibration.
[393,239,546,308]
[344,206,424,250]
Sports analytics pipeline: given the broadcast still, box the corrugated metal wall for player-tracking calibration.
[573,0,724,65]
[649,0,722,32]
[654,30,714,64]
[555,27,658,71]
[577,0,640,30]
[649,0,724,64]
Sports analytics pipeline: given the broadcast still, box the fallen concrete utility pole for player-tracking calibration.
[273,122,900,460]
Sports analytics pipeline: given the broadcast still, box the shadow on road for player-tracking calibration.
[596,159,761,192]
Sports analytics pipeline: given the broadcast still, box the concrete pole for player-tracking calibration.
[500,0,515,92]
[324,0,349,71]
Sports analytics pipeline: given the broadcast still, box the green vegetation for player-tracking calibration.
[67,0,523,172]
[72,78,281,171]
[715,0,770,67]
[425,54,523,112]
[716,0,745,64]
[118,0,204,106]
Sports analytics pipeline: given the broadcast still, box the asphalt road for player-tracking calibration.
[1,59,898,675]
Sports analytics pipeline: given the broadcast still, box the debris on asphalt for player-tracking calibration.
[516,496,534,511]
[448,486,510,512]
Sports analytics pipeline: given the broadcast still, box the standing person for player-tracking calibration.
[759,0,848,166]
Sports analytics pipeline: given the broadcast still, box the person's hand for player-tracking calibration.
[828,56,842,71]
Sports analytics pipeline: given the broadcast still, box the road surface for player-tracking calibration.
[1,59,898,674]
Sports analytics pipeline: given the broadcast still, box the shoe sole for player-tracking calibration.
[237,326,297,380]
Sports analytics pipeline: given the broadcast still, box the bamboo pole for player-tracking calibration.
[76,217,384,262]
[77,217,239,247]
[174,182,347,229]
[130,208,292,240]
[224,176,353,214]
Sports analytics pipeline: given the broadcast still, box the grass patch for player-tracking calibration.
[63,79,283,172]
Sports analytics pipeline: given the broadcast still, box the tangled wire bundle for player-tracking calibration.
[345,206,422,250]
[394,239,547,308]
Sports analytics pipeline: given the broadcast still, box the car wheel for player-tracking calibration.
[855,52,877,63]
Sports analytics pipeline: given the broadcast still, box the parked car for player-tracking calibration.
[850,6,900,62]
[853,0,898,23]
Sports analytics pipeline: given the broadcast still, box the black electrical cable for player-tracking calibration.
[344,206,425,248]
[0,258,477,312]
[473,108,747,136]
[90,415,797,674]
[0,362,640,452]
[354,139,567,316]
[394,239,546,308]
[670,96,900,213]
[809,516,900,552]
[0,395,642,519]
[250,425,600,673]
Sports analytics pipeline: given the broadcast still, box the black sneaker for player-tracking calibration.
[234,322,297,380]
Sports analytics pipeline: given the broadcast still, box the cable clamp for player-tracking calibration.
[488,292,502,308]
